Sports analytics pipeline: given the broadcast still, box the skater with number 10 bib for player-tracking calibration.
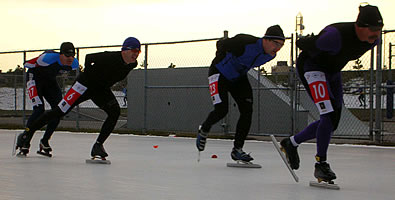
[280,5,383,185]
[196,25,285,164]
[16,37,141,161]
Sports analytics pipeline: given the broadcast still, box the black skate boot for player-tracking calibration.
[91,142,108,160]
[16,132,31,156]
[231,147,254,163]
[314,159,337,183]
[196,125,208,152]
[280,138,300,170]
[37,139,52,157]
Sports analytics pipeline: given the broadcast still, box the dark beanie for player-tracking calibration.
[356,5,383,27]
[263,25,285,41]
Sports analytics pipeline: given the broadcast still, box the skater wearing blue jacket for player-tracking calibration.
[24,42,79,157]
[16,37,141,160]
[196,25,285,162]
[280,4,383,184]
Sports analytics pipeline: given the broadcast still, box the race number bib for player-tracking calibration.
[58,81,87,113]
[208,74,221,105]
[304,71,334,115]
[27,80,42,106]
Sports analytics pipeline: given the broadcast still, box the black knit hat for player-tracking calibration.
[356,5,383,28]
[263,25,285,41]
[60,42,75,57]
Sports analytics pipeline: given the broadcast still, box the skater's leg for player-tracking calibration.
[201,73,229,133]
[201,99,229,132]
[41,87,62,142]
[316,72,343,160]
[230,76,253,149]
[96,99,120,144]
[293,121,319,144]
[26,104,45,128]
[197,69,229,152]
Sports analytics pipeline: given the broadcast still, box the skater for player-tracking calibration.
[357,87,366,107]
[196,25,285,163]
[16,37,141,159]
[23,42,79,157]
[280,4,383,184]
[122,87,127,107]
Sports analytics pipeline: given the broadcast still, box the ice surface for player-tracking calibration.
[0,129,394,200]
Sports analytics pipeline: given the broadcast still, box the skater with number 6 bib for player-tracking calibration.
[280,4,383,187]
[16,37,141,162]
[196,25,285,165]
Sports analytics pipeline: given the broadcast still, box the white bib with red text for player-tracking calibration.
[304,71,334,115]
[58,81,87,113]
[208,74,221,105]
[27,80,42,107]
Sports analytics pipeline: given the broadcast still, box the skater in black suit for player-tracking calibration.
[16,37,141,160]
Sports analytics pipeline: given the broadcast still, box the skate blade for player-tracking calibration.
[270,135,299,182]
[12,133,17,157]
[309,181,340,190]
[16,152,27,158]
[226,161,261,168]
[37,151,52,157]
[85,158,111,164]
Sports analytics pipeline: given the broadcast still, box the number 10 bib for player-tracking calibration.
[304,71,334,115]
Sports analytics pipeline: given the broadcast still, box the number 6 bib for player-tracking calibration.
[58,81,87,113]
[304,71,334,115]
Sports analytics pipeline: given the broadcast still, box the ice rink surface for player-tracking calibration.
[1,129,394,200]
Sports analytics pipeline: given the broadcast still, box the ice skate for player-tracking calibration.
[15,132,31,157]
[196,125,208,152]
[270,135,299,182]
[86,142,111,164]
[280,137,300,170]
[227,148,261,168]
[309,161,339,190]
[36,139,52,157]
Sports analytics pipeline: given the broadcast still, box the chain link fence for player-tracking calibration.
[1,30,395,144]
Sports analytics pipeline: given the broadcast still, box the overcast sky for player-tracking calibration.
[0,0,394,71]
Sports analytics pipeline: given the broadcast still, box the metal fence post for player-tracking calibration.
[369,49,374,140]
[389,43,392,81]
[222,30,229,135]
[76,48,80,131]
[375,34,383,143]
[290,34,296,135]
[22,51,27,126]
[143,44,148,134]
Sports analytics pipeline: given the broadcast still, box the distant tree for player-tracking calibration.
[168,63,176,68]
[353,59,363,70]
[259,67,267,75]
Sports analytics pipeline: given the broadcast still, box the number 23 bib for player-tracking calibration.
[304,71,334,115]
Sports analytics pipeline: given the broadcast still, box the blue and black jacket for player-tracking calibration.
[213,34,275,81]
[24,52,79,82]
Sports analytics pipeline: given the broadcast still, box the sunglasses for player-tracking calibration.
[271,40,284,48]
[64,53,75,57]
[368,26,382,32]
[124,47,141,54]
